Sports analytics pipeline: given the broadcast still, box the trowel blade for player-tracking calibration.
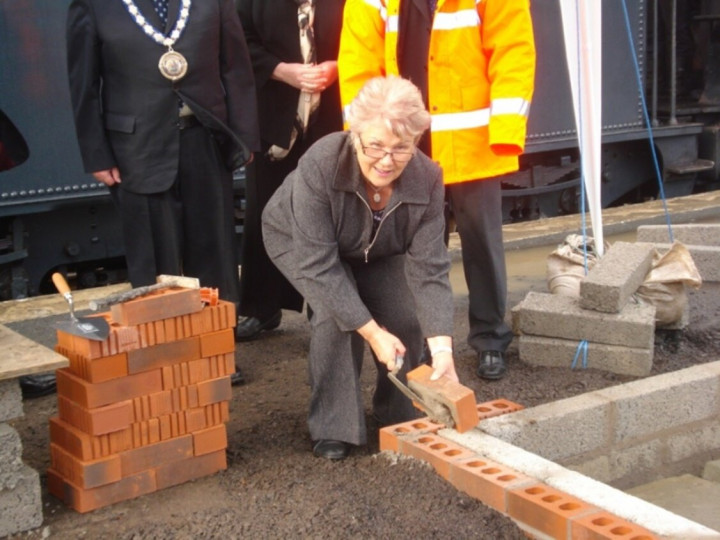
[54,316,110,341]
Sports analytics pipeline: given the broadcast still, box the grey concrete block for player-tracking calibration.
[667,422,720,463]
[0,378,23,423]
[0,424,24,487]
[648,243,720,282]
[0,464,43,538]
[580,241,656,313]
[515,291,655,349]
[597,363,720,443]
[519,334,653,376]
[607,439,664,485]
[637,224,720,246]
[479,392,611,461]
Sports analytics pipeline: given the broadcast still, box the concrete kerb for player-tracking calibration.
[446,190,720,258]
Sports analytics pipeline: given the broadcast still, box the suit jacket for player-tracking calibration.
[66,0,260,194]
[236,0,344,149]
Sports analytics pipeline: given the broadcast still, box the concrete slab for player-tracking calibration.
[637,223,720,246]
[519,334,653,376]
[579,241,655,313]
[627,474,720,533]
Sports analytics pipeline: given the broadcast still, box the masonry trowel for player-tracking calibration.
[51,272,110,341]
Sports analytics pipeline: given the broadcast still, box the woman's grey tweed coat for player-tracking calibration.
[262,131,454,337]
[262,131,454,444]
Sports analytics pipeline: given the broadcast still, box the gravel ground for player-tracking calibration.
[6,273,720,539]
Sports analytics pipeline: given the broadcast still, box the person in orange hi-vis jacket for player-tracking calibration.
[338,0,536,380]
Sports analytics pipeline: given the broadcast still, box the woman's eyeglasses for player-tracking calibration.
[359,137,415,163]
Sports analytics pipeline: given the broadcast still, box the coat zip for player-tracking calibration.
[356,191,402,263]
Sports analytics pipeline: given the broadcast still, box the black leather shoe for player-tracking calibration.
[312,439,350,460]
[235,311,282,342]
[476,350,507,380]
[19,373,57,399]
[230,365,245,386]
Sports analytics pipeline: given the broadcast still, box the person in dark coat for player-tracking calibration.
[67,0,259,385]
[234,0,345,342]
[262,77,458,460]
[231,0,344,341]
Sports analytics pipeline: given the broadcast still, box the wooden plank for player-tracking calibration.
[0,325,68,381]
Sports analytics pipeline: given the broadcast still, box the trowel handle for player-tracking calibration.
[51,272,72,297]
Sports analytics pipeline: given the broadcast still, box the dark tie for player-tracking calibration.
[153,0,169,26]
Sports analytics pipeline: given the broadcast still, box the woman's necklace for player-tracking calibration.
[366,182,383,203]
[122,0,192,81]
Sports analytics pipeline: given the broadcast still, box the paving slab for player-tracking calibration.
[637,223,720,246]
[627,474,720,533]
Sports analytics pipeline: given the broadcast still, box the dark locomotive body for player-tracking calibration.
[1,0,718,299]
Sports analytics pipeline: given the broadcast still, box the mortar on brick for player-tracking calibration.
[441,429,720,539]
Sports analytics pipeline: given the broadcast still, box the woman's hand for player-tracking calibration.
[272,61,337,93]
[430,351,458,382]
[426,336,459,382]
[357,320,406,371]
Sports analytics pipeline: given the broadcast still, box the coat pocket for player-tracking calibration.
[104,112,136,134]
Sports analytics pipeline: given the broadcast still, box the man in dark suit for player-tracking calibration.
[66,0,260,383]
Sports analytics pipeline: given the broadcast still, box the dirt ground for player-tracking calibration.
[7,276,720,539]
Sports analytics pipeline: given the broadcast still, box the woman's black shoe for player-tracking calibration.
[312,439,350,460]
[235,311,282,342]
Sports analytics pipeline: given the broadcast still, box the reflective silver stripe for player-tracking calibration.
[491,98,531,118]
[432,9,480,30]
[361,0,386,20]
[431,109,489,132]
[387,13,398,32]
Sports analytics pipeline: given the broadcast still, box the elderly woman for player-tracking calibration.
[262,76,458,460]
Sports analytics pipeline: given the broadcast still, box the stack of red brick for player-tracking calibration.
[47,287,236,513]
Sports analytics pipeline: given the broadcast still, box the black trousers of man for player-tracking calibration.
[110,123,240,306]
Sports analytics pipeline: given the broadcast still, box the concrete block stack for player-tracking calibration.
[0,379,43,536]
[513,241,658,376]
[47,286,236,513]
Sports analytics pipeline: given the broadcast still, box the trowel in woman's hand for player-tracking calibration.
[51,272,110,341]
[388,356,456,428]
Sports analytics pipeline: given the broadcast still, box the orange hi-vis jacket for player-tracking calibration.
[338,0,536,184]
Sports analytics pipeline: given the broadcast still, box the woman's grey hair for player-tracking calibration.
[346,76,431,142]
